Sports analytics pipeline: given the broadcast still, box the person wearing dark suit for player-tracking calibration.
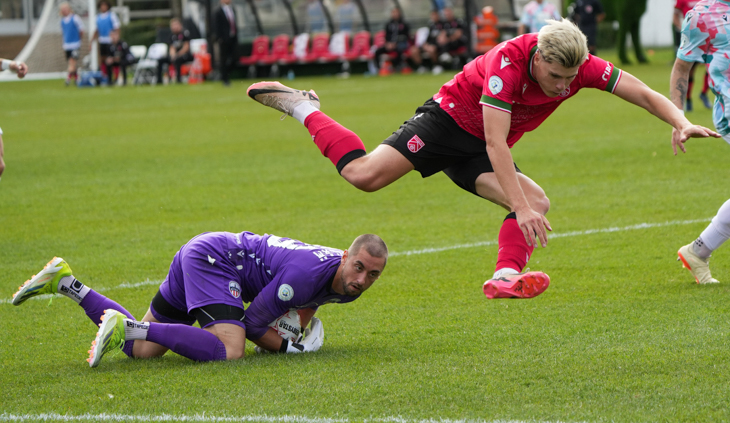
[214,0,238,86]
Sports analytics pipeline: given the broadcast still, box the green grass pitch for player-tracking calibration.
[1,49,729,422]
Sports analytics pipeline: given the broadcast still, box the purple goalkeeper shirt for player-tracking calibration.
[226,231,358,340]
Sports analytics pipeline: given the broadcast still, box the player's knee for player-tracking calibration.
[531,193,550,215]
[343,169,383,192]
[223,342,245,360]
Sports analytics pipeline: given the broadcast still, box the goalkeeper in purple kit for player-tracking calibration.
[12,231,387,367]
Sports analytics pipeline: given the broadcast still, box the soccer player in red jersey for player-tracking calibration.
[248,19,718,299]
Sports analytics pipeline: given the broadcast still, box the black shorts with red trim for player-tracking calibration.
[381,98,521,196]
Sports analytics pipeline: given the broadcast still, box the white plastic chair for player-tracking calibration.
[190,38,208,54]
[133,42,168,85]
[414,27,429,47]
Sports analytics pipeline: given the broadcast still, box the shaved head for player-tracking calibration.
[349,234,388,266]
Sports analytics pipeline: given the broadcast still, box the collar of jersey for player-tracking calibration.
[528,45,539,84]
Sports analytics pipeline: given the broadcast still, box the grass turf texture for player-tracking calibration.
[1,48,729,422]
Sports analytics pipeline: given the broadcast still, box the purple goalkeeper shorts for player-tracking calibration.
[155,232,246,328]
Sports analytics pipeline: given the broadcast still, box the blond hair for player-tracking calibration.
[537,19,588,68]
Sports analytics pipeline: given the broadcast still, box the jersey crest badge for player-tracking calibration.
[278,284,294,301]
[407,134,425,153]
[500,55,511,69]
[489,75,503,95]
[229,281,241,299]
[559,87,571,97]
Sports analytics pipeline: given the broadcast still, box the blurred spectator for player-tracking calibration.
[215,0,238,86]
[411,7,466,75]
[337,0,358,33]
[409,9,443,73]
[571,0,605,55]
[93,0,121,79]
[372,7,411,73]
[59,1,84,86]
[157,18,193,84]
[518,0,561,35]
[106,30,135,86]
[307,0,326,33]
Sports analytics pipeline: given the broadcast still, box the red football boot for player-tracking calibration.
[483,271,550,299]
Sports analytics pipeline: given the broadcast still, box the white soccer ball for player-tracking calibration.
[269,309,302,342]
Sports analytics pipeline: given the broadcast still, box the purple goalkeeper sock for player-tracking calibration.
[146,323,227,362]
[79,290,138,358]
[79,289,137,326]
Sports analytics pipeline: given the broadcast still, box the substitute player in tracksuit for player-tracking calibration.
[12,232,387,366]
[671,0,730,284]
[248,19,718,300]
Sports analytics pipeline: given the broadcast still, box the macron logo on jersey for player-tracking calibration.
[501,55,511,69]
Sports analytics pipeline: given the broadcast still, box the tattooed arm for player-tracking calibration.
[670,58,693,111]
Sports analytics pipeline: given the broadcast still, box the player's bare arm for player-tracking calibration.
[483,106,551,248]
[613,70,719,155]
[670,58,693,110]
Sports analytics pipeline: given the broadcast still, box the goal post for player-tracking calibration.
[1,0,98,80]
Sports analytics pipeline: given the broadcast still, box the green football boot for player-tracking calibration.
[87,309,127,368]
[12,257,72,306]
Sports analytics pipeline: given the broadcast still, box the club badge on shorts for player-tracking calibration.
[407,134,425,153]
[278,284,294,301]
[229,281,241,298]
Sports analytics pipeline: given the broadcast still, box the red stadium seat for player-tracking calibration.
[343,31,373,61]
[373,30,386,48]
[306,33,338,62]
[261,34,292,65]
[240,35,270,66]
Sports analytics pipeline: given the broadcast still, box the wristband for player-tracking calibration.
[0,127,3,135]
[1,60,11,71]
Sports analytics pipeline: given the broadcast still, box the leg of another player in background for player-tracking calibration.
[700,72,711,109]
[473,172,550,278]
[687,63,698,112]
[678,199,730,283]
[67,57,77,85]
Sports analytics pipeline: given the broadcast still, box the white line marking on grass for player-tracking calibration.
[389,218,711,257]
[0,218,711,306]
[0,413,568,423]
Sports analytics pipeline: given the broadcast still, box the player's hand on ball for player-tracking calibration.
[286,316,324,353]
[301,316,323,352]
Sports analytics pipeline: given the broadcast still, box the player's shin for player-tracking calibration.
[304,111,367,173]
[78,288,137,326]
[143,323,227,361]
[494,212,534,277]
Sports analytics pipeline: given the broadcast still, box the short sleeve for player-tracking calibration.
[578,54,622,93]
[678,11,708,63]
[111,12,121,29]
[479,46,522,113]
[75,15,86,32]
